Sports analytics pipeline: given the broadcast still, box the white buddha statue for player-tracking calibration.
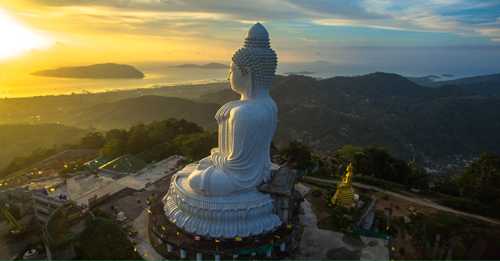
[164,23,282,239]
[187,22,278,196]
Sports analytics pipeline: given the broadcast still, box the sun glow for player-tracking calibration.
[0,9,50,59]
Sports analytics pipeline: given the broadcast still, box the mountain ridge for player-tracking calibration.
[170,63,229,69]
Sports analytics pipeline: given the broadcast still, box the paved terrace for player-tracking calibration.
[27,157,179,206]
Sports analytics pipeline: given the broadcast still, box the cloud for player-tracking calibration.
[285,0,391,20]
[7,0,498,39]
[492,38,500,42]
[345,44,500,51]
[23,0,310,22]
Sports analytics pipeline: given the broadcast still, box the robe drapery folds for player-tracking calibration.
[203,97,277,193]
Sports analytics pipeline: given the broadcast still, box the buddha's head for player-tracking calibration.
[230,23,277,96]
[347,163,354,174]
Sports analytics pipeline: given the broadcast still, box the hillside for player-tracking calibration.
[62,96,221,131]
[0,124,87,168]
[0,82,229,126]
[197,73,500,161]
[30,63,145,79]
[407,73,500,98]
[3,72,500,163]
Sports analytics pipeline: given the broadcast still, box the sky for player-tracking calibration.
[0,0,500,80]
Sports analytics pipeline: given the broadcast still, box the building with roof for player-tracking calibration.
[99,154,146,174]
[85,156,110,169]
[33,189,73,228]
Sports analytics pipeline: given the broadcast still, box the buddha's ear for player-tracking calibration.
[243,67,252,97]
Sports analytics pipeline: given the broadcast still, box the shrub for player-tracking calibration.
[312,189,322,197]
[440,197,497,218]
[91,208,109,219]
[79,219,141,260]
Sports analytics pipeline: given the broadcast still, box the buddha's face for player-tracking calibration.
[228,62,246,95]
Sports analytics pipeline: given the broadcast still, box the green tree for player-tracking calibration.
[406,164,429,190]
[457,151,500,206]
[354,146,395,180]
[126,125,151,155]
[279,141,313,171]
[100,139,126,160]
[174,132,218,161]
[104,129,128,143]
[392,158,411,184]
[80,132,105,149]
[333,145,362,172]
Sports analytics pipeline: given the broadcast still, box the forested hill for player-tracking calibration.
[199,72,500,161]
[0,124,87,168]
[63,96,221,131]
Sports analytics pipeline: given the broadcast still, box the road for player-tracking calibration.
[303,176,500,225]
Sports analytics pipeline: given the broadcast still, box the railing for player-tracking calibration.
[32,193,67,207]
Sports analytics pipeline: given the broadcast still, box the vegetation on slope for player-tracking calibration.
[0,124,87,169]
[78,218,141,260]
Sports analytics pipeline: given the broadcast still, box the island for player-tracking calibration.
[169,63,229,69]
[30,63,145,79]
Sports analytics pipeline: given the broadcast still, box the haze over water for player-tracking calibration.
[2,60,497,98]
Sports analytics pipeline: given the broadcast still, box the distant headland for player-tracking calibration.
[170,63,229,69]
[30,63,145,79]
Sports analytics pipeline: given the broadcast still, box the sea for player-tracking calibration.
[0,61,494,98]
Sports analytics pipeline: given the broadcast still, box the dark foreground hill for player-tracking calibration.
[30,63,145,79]
[199,73,500,161]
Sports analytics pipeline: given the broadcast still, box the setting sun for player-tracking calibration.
[0,9,50,59]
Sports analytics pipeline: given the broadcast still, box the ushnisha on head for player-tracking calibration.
[231,23,278,90]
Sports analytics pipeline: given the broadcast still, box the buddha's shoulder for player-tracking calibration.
[224,100,270,118]
[230,100,274,114]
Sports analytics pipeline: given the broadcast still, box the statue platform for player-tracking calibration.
[163,164,282,239]
[151,185,301,260]
[332,186,355,206]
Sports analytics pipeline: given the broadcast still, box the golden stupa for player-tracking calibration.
[332,163,355,206]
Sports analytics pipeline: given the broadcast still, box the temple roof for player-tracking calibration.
[246,22,269,38]
[85,156,110,168]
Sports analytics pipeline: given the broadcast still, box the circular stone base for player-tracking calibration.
[150,191,300,260]
[163,171,282,239]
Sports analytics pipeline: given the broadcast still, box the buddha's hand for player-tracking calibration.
[197,156,213,170]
